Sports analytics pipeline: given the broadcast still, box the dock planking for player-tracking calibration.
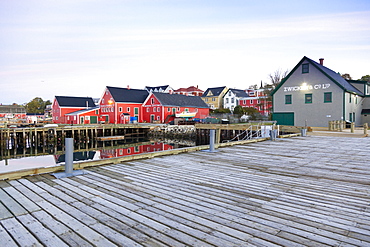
[1,135,370,246]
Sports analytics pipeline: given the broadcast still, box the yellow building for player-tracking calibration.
[201,86,228,109]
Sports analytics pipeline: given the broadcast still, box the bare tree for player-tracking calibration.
[341,73,352,80]
[269,69,290,89]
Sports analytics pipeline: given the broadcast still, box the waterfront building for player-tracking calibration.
[0,105,26,123]
[142,92,210,123]
[271,56,368,127]
[52,96,97,124]
[201,86,228,109]
[99,86,149,124]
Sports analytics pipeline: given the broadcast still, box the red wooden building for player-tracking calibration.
[52,96,97,124]
[99,142,173,159]
[99,86,149,124]
[238,89,272,116]
[142,92,210,123]
[174,86,204,96]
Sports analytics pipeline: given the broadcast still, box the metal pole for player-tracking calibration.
[210,129,215,152]
[65,138,74,174]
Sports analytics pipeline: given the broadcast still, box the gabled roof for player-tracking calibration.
[65,107,99,116]
[202,86,227,97]
[271,56,363,96]
[55,96,96,108]
[152,92,209,108]
[226,89,249,98]
[107,86,149,103]
[145,85,171,92]
[174,86,204,93]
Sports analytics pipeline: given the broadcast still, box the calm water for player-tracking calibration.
[0,139,197,174]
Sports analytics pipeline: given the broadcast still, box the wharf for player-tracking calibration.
[1,135,370,246]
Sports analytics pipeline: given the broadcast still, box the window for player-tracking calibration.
[228,91,232,96]
[147,108,150,112]
[119,107,122,112]
[157,107,160,112]
[324,92,332,103]
[212,98,215,101]
[153,107,156,112]
[157,116,160,120]
[185,108,189,112]
[226,98,229,103]
[231,98,234,103]
[250,100,253,104]
[285,95,292,104]
[305,94,313,104]
[302,63,309,73]
[127,107,130,112]
[95,110,98,114]
[167,108,170,112]
[151,98,154,104]
[349,94,352,103]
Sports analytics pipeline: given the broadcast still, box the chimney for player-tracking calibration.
[127,85,130,90]
[319,58,324,65]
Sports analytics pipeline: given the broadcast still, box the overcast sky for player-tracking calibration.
[1,0,369,104]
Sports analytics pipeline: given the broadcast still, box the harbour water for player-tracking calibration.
[0,138,197,174]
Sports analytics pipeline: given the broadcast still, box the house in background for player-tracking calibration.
[0,105,26,123]
[99,86,149,124]
[174,86,204,96]
[223,88,249,112]
[145,85,174,94]
[239,88,272,116]
[201,86,228,110]
[142,92,209,123]
[271,56,366,127]
[52,96,96,124]
[65,107,100,124]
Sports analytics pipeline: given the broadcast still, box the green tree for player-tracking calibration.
[25,97,51,114]
[360,75,370,82]
[243,107,260,121]
[233,105,244,115]
[211,108,231,114]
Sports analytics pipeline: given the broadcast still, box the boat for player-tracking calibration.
[175,111,197,118]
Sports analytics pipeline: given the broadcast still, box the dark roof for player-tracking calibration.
[202,86,227,97]
[107,86,149,103]
[55,96,96,108]
[228,89,249,97]
[272,56,363,96]
[153,93,209,108]
[145,85,170,92]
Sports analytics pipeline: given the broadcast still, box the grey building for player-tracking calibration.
[271,56,369,127]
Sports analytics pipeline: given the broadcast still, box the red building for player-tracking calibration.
[0,105,26,122]
[99,86,149,124]
[52,96,97,124]
[174,86,204,96]
[142,92,210,123]
[238,89,272,116]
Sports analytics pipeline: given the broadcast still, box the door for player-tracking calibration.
[272,112,294,126]
[90,116,97,124]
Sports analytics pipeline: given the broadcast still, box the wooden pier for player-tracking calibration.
[1,135,370,246]
[0,124,149,160]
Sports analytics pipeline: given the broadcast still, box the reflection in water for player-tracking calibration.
[0,138,198,174]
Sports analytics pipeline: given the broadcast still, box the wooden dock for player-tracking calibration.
[1,135,370,246]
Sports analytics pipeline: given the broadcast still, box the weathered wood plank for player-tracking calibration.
[0,189,28,217]
[17,214,69,247]
[1,217,42,246]
[0,223,18,247]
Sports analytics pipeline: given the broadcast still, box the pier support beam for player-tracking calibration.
[52,138,87,179]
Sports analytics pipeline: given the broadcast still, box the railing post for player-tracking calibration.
[364,123,368,135]
[351,122,355,133]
